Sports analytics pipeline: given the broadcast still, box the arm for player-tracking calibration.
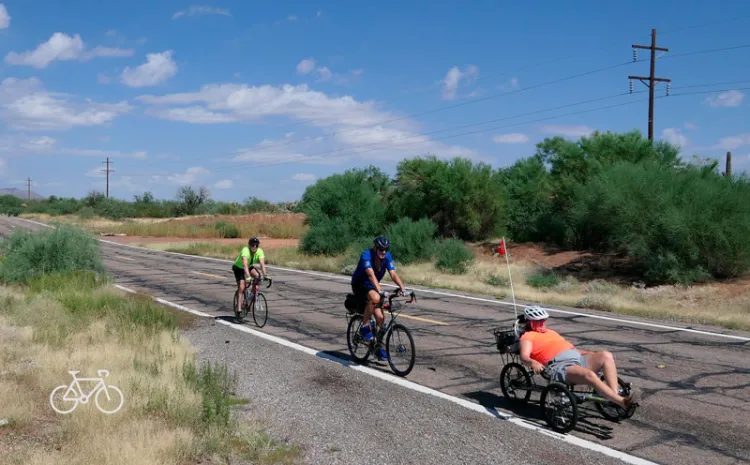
[388,269,406,294]
[259,257,268,277]
[519,339,545,374]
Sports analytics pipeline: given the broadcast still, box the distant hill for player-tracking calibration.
[0,187,45,200]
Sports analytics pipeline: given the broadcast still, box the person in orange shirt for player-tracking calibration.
[518,306,641,411]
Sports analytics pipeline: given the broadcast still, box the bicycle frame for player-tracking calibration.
[64,370,110,402]
[349,289,416,344]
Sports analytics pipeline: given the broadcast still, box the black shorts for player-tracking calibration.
[351,284,374,311]
[232,265,258,282]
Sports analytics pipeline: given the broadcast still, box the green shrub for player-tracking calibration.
[298,167,389,255]
[0,195,23,216]
[0,225,105,283]
[383,217,438,265]
[567,160,750,284]
[435,239,474,274]
[388,156,506,241]
[526,269,561,289]
[214,221,240,239]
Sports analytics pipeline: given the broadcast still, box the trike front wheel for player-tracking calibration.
[540,382,578,434]
[499,362,532,404]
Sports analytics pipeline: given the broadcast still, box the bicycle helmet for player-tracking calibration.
[373,236,390,250]
[248,237,260,247]
[524,305,549,321]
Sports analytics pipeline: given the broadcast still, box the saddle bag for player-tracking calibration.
[344,293,358,313]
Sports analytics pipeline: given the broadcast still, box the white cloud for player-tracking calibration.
[441,65,479,100]
[0,4,10,29]
[540,124,595,138]
[291,173,316,182]
[97,73,111,84]
[684,122,697,130]
[316,66,332,82]
[139,82,479,164]
[4,33,133,69]
[0,157,5,170]
[150,166,210,185]
[214,179,233,189]
[173,5,230,20]
[714,133,750,151]
[287,15,297,21]
[661,128,689,148]
[296,58,315,75]
[510,77,519,89]
[492,133,529,144]
[121,51,178,87]
[706,90,744,108]
[0,77,133,130]
[316,9,322,17]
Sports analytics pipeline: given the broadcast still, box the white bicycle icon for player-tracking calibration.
[49,370,124,415]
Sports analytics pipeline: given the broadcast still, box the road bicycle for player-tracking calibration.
[345,289,417,377]
[233,275,272,327]
[49,369,124,415]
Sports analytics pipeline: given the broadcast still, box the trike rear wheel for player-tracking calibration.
[540,382,578,434]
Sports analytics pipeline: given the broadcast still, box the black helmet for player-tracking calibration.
[373,236,390,250]
[249,237,260,246]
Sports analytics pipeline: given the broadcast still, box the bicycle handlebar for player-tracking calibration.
[245,276,273,288]
[379,288,417,307]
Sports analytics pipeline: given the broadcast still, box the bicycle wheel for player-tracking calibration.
[385,323,415,377]
[252,292,268,328]
[346,314,372,363]
[540,382,578,434]
[499,362,533,404]
[594,376,631,421]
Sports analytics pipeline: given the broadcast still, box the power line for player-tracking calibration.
[122,85,750,178]
[198,42,749,158]
[628,29,672,141]
[658,14,750,36]
[659,43,750,61]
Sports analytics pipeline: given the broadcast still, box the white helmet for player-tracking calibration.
[524,305,549,321]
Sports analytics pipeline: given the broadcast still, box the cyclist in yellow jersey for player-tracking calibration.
[232,237,269,316]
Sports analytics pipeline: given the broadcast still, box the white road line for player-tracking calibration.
[14,216,750,342]
[111,282,658,465]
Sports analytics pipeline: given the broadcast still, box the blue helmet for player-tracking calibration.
[373,236,390,250]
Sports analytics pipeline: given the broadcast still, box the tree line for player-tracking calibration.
[295,130,750,285]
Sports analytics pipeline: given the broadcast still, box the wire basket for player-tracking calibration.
[493,327,518,354]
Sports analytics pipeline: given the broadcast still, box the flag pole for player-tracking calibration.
[502,237,518,318]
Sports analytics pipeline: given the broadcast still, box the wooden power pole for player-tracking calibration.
[725,151,732,177]
[101,157,115,198]
[26,177,32,200]
[629,29,672,141]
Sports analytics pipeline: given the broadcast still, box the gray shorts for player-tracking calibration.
[545,349,588,384]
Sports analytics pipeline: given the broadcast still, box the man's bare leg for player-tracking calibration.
[584,351,619,392]
[360,290,380,338]
[565,366,626,408]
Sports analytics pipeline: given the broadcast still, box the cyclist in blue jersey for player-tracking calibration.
[350,236,408,360]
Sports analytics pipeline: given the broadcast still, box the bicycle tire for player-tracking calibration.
[540,382,578,434]
[252,292,268,328]
[346,314,371,363]
[385,323,415,377]
[594,376,630,421]
[499,362,532,404]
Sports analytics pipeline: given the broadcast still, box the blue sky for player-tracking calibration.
[0,0,748,203]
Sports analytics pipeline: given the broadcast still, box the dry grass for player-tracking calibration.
[154,242,750,331]
[0,275,301,465]
[21,213,308,240]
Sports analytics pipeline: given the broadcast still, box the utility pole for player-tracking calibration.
[628,28,671,141]
[725,151,732,177]
[25,177,32,200]
[101,157,115,198]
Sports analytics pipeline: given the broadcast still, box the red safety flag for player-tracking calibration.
[497,238,506,256]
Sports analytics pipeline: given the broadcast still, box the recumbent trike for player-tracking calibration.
[492,315,638,434]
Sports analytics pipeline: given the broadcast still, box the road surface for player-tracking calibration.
[2,216,749,465]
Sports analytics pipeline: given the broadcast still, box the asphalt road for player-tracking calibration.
[2,216,749,465]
